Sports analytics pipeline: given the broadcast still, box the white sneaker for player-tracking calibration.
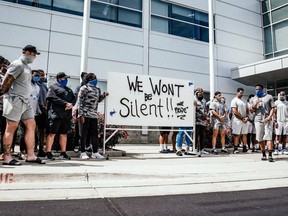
[80,152,89,159]
[273,150,279,155]
[91,152,106,159]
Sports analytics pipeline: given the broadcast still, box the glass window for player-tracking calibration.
[53,0,84,16]
[264,26,273,54]
[263,13,271,26]
[5,0,52,10]
[151,0,209,43]
[96,0,142,10]
[271,0,288,9]
[273,20,288,51]
[262,0,270,13]
[91,1,142,27]
[272,5,288,23]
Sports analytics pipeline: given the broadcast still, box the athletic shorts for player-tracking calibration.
[254,121,273,142]
[3,96,34,121]
[159,127,171,136]
[212,122,226,131]
[35,113,47,129]
[46,118,71,134]
[275,121,288,135]
[247,121,256,134]
[232,119,248,135]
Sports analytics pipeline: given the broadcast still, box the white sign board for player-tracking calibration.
[106,72,194,127]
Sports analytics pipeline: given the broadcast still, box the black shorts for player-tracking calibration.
[159,127,171,136]
[35,113,47,129]
[46,118,71,134]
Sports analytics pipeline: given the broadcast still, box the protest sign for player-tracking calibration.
[106,72,194,127]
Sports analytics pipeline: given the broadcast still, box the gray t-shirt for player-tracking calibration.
[274,99,288,122]
[5,57,32,102]
[251,94,275,123]
[230,97,248,122]
[210,98,227,124]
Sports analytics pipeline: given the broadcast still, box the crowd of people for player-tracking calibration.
[159,86,288,163]
[0,45,108,166]
[1,45,288,166]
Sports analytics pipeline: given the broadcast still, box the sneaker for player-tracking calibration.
[221,149,229,154]
[268,156,275,162]
[176,151,183,156]
[91,152,106,159]
[37,150,46,157]
[159,149,168,154]
[59,152,71,160]
[74,146,80,153]
[273,150,279,155]
[46,152,55,160]
[211,149,218,155]
[282,149,288,155]
[85,146,92,153]
[201,149,209,155]
[243,145,248,153]
[80,152,89,159]
[261,156,267,161]
[233,149,239,154]
[185,150,197,155]
[18,153,27,160]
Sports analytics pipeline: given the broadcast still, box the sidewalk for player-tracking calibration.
[1,144,288,201]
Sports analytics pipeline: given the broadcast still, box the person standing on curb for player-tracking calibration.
[231,88,249,154]
[250,84,275,162]
[77,73,108,159]
[45,72,76,160]
[1,45,45,165]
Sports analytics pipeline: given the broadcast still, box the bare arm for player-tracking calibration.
[1,74,15,94]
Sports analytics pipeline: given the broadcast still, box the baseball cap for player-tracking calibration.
[23,45,40,55]
[56,72,70,79]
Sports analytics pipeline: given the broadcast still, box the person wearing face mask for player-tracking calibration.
[194,88,209,155]
[273,91,288,155]
[250,84,275,162]
[77,73,108,159]
[209,91,229,155]
[230,88,249,154]
[1,45,45,165]
[45,72,76,160]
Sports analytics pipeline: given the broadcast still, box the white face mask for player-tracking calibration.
[22,54,36,64]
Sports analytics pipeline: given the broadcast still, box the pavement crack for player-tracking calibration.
[104,198,128,216]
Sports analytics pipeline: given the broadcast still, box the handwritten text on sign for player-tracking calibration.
[106,73,194,127]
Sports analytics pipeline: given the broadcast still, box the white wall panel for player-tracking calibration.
[89,21,143,46]
[47,53,81,77]
[49,32,82,56]
[0,4,50,29]
[88,39,143,65]
[216,31,263,54]
[88,59,143,80]
[150,33,209,58]
[218,0,260,13]
[169,0,208,11]
[150,49,208,74]
[0,23,49,51]
[217,61,239,78]
[51,14,83,35]
[215,1,261,27]
[216,16,262,40]
[217,46,263,65]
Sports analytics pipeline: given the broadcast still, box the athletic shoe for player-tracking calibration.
[233,149,239,154]
[273,150,279,155]
[37,150,46,157]
[185,150,197,155]
[201,149,209,155]
[91,152,106,159]
[268,156,275,162]
[46,152,55,160]
[74,146,80,153]
[261,156,267,161]
[211,149,218,155]
[80,152,89,159]
[243,145,248,153]
[176,151,183,156]
[282,149,288,155]
[221,149,229,154]
[159,149,168,153]
[59,152,71,160]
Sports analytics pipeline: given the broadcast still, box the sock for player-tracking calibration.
[160,144,164,151]
[164,144,167,150]
[222,147,225,150]
[268,150,273,157]
[262,150,266,157]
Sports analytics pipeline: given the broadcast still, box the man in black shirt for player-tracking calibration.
[45,72,76,160]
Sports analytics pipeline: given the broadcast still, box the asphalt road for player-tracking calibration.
[1,187,287,216]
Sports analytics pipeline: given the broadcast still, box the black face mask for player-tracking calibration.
[198,96,203,100]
